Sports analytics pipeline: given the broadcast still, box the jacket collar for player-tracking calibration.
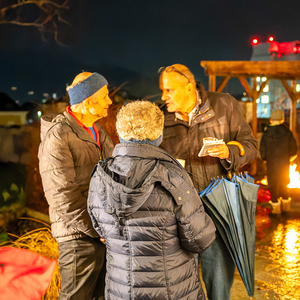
[196,81,208,105]
[63,110,99,146]
[113,143,183,168]
[190,97,215,125]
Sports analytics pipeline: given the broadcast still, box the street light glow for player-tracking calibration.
[268,36,274,42]
[251,38,259,45]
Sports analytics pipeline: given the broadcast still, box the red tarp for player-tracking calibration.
[0,247,57,300]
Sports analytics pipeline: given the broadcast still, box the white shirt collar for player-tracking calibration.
[188,105,198,125]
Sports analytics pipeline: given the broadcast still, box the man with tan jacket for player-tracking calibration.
[38,72,114,300]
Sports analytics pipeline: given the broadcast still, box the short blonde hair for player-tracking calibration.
[66,72,93,91]
[116,101,164,141]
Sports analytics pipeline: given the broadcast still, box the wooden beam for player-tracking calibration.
[256,79,270,98]
[281,79,297,101]
[201,61,300,79]
[216,76,231,92]
[209,75,216,91]
[238,76,254,99]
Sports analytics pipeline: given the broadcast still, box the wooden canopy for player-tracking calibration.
[200,60,300,139]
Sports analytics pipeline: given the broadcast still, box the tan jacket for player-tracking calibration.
[38,111,114,242]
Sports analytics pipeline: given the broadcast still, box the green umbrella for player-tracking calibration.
[200,174,258,299]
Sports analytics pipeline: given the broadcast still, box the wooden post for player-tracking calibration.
[251,78,258,140]
[209,75,216,92]
[250,78,258,176]
[290,80,297,135]
[237,76,258,138]
[216,76,230,92]
[281,79,297,137]
[237,76,258,175]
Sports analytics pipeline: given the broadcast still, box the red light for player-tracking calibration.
[293,46,297,52]
[268,36,274,42]
[252,38,259,45]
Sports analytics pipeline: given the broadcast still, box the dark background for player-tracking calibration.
[1,0,300,105]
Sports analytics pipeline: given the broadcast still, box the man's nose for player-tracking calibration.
[107,96,113,105]
[161,91,168,101]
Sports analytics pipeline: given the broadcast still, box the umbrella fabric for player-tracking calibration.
[200,174,258,298]
[202,179,246,279]
[200,179,238,300]
[0,247,57,300]
[231,175,258,297]
[200,180,237,267]
[241,172,255,184]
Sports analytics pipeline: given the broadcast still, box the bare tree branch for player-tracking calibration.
[0,0,73,45]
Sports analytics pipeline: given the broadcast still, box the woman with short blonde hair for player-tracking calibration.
[88,100,215,300]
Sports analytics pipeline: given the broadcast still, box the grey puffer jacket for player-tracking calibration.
[88,143,216,300]
[159,82,258,191]
[38,111,114,242]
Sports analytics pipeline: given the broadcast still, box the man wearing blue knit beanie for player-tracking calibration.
[38,72,114,300]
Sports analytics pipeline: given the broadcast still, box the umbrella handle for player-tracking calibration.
[227,141,245,156]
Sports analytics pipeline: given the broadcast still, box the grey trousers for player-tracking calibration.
[200,236,236,300]
[58,237,106,300]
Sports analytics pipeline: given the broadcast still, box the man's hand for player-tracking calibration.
[208,144,230,159]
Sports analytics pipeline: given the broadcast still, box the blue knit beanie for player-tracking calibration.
[68,72,108,105]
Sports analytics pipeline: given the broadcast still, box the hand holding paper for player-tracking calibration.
[198,137,230,159]
[207,143,230,159]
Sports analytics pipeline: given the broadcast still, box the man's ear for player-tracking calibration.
[185,82,195,95]
[79,98,92,114]
[83,98,92,108]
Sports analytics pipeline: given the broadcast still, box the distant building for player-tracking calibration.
[41,96,69,116]
[251,38,300,118]
[0,92,28,126]
[0,111,29,126]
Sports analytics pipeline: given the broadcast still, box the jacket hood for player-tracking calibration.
[40,113,66,141]
[93,143,183,217]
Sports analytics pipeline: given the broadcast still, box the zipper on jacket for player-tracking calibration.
[192,108,209,121]
[118,217,126,237]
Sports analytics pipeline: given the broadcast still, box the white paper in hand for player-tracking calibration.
[198,137,225,157]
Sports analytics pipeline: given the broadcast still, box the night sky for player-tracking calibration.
[1,0,300,105]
